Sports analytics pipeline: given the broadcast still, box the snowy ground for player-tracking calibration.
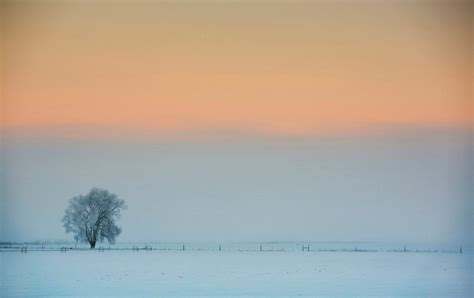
[1,249,472,297]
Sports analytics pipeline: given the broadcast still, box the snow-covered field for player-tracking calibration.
[1,249,472,297]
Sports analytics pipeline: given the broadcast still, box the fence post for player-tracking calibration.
[219,244,221,251]
[460,246,462,254]
[260,244,263,252]
[404,245,407,253]
[182,244,185,251]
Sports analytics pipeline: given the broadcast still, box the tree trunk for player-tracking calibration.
[89,241,96,249]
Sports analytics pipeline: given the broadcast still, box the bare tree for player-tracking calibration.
[63,188,126,249]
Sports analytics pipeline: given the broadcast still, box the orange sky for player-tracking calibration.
[1,1,472,135]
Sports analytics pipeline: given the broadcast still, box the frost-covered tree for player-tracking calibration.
[63,188,126,249]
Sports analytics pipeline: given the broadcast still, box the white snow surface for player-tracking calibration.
[1,250,472,297]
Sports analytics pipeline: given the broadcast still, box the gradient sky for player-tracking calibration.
[0,1,472,244]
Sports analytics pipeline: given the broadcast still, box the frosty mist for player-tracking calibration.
[1,126,472,244]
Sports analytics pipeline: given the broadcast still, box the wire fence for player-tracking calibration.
[0,241,466,254]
